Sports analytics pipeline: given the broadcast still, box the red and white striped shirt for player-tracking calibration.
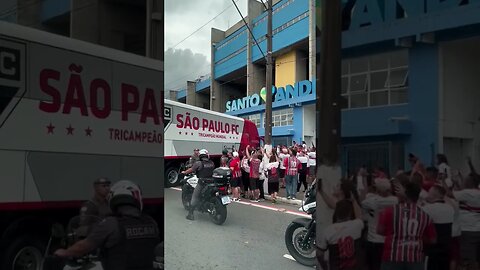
[283,156,301,176]
[378,203,436,263]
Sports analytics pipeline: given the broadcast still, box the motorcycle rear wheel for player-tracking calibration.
[209,198,227,225]
[285,222,316,266]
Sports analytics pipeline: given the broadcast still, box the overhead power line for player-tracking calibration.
[231,0,267,60]
[170,0,242,49]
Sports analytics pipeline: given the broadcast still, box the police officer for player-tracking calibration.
[187,148,200,168]
[55,180,160,270]
[181,148,215,220]
[80,177,112,218]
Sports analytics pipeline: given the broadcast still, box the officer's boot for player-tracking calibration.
[186,207,195,220]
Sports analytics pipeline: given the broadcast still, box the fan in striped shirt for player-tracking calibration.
[377,181,436,270]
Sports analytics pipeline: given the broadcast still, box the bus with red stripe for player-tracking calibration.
[164,99,260,186]
[0,22,163,269]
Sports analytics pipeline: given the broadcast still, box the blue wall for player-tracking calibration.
[342,105,411,137]
[195,78,211,92]
[404,44,439,167]
[215,0,310,78]
[214,48,247,78]
[214,27,247,63]
[176,89,187,100]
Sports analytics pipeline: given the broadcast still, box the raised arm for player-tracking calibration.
[318,179,338,209]
[245,145,251,159]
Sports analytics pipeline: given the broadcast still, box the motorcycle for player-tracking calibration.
[42,216,164,270]
[181,167,231,225]
[42,215,103,270]
[285,179,317,267]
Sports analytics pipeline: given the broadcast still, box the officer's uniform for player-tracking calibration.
[86,206,160,270]
[80,197,112,218]
[187,155,200,168]
[189,158,215,210]
[78,178,112,237]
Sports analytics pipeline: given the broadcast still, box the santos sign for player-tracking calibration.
[225,80,314,112]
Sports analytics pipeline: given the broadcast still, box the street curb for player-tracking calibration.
[264,195,303,206]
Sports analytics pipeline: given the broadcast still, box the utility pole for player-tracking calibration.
[315,0,342,267]
[265,0,273,146]
[316,0,342,172]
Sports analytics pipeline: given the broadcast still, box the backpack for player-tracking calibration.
[270,166,278,177]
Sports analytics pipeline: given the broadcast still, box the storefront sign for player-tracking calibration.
[338,0,479,31]
[225,80,314,112]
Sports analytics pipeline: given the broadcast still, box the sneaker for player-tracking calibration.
[292,197,296,200]
[287,196,291,200]
[259,198,265,202]
[255,199,260,202]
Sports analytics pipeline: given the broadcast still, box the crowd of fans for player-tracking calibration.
[317,153,480,270]
[220,141,316,203]
[190,143,480,270]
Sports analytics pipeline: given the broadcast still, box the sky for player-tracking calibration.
[164,0,248,91]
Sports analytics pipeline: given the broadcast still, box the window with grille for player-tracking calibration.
[341,50,409,109]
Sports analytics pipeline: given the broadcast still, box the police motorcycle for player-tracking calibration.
[42,215,103,270]
[181,166,232,225]
[285,179,317,267]
[42,216,164,270]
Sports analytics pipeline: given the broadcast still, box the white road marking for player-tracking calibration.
[283,254,296,262]
[169,187,311,218]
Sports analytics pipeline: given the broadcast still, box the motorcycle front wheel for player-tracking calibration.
[209,198,227,225]
[285,222,316,266]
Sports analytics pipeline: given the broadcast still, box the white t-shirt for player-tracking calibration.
[447,199,462,237]
[279,153,289,169]
[422,202,454,224]
[453,189,480,232]
[418,189,429,206]
[438,162,452,188]
[297,155,309,166]
[361,194,398,243]
[422,201,460,237]
[318,219,363,256]
[307,152,316,166]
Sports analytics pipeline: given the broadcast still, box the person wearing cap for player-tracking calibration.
[229,151,242,201]
[361,177,398,270]
[80,177,112,219]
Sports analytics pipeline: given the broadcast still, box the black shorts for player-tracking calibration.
[268,182,279,193]
[279,168,286,178]
[230,177,241,188]
[249,178,259,190]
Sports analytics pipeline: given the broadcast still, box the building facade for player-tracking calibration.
[0,0,163,60]
[176,0,480,176]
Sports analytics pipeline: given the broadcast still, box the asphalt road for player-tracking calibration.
[164,188,316,270]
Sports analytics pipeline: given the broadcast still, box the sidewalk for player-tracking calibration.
[265,185,305,206]
[240,185,306,207]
